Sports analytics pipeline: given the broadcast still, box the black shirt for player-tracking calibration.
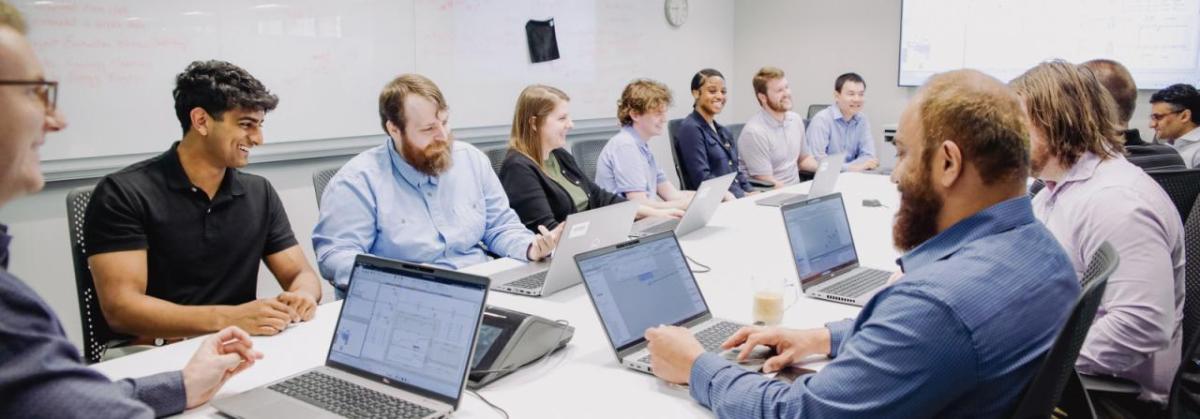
[499,148,625,232]
[83,142,298,307]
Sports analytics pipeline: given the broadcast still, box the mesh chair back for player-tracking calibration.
[66,186,114,364]
[1149,168,1200,224]
[312,166,340,209]
[1010,242,1118,418]
[571,138,608,182]
[807,104,829,120]
[728,123,745,144]
[1169,197,1200,418]
[667,118,689,189]
[482,145,509,177]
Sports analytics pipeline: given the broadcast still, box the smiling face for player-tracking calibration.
[387,93,452,176]
[834,81,865,119]
[538,98,573,152]
[632,104,669,139]
[0,26,67,204]
[197,108,264,169]
[693,76,726,116]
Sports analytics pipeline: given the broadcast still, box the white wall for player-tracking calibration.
[0,0,735,350]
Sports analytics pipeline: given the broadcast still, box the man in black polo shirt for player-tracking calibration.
[84,60,322,342]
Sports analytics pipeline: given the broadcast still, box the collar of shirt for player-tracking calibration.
[1173,126,1200,147]
[160,141,245,197]
[620,126,653,154]
[0,223,9,270]
[756,107,795,129]
[1043,151,1102,195]
[899,195,1036,272]
[830,105,861,125]
[687,110,725,133]
[386,137,440,188]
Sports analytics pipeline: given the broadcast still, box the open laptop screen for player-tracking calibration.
[782,193,860,287]
[575,232,709,351]
[327,260,487,405]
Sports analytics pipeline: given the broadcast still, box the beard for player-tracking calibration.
[893,160,944,252]
[767,96,790,113]
[401,136,453,176]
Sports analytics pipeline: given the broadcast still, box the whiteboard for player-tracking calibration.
[898,0,1200,88]
[21,0,735,165]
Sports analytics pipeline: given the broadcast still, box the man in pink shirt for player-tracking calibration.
[1012,60,1185,417]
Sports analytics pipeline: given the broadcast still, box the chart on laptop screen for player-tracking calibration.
[329,266,483,399]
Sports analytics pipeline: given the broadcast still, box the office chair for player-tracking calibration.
[1149,168,1200,224]
[1010,242,1118,419]
[482,145,509,177]
[66,185,116,364]
[312,166,340,210]
[571,138,608,182]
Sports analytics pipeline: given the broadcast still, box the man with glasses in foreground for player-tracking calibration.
[1149,83,1200,168]
[0,3,262,417]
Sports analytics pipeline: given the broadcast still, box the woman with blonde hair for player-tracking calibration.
[499,84,682,232]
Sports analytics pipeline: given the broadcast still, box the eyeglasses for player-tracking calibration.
[1150,109,1183,122]
[0,80,58,111]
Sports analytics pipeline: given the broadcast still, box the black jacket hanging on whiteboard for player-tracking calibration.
[525,18,560,63]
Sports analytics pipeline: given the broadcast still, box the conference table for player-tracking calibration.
[92,172,902,418]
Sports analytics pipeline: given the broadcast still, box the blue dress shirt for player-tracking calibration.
[0,224,186,418]
[594,127,669,199]
[688,196,1080,418]
[805,105,876,165]
[674,111,754,196]
[312,140,534,292]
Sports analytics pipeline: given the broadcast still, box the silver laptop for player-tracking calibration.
[574,231,767,374]
[756,153,845,207]
[488,201,638,297]
[630,173,736,238]
[782,193,891,306]
[214,255,489,419]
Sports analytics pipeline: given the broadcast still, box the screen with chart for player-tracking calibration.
[577,235,708,349]
[783,197,858,283]
[898,0,1200,88]
[329,265,485,400]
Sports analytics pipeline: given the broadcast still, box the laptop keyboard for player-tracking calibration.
[638,321,742,365]
[505,270,548,290]
[270,371,434,419]
[821,269,890,298]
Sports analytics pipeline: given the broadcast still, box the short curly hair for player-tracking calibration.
[173,60,279,135]
[617,79,671,126]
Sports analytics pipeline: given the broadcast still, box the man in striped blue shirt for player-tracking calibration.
[645,69,1080,418]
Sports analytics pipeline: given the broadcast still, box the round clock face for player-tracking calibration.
[665,0,688,27]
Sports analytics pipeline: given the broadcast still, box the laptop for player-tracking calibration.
[488,201,639,297]
[630,173,736,238]
[573,231,767,374]
[213,255,489,419]
[756,153,845,207]
[781,193,891,306]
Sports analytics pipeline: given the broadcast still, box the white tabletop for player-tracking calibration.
[92,173,901,418]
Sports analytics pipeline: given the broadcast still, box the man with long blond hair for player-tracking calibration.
[1012,60,1184,417]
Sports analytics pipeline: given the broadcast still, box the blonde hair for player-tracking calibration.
[752,67,785,106]
[616,79,672,126]
[378,74,447,136]
[509,84,570,166]
[0,1,27,33]
[1011,60,1124,168]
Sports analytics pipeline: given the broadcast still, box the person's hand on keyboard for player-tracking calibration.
[721,325,832,373]
[644,325,706,385]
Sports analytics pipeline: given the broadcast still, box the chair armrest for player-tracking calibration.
[748,178,775,188]
[1079,372,1141,394]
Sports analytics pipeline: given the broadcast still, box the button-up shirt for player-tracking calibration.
[689,196,1080,418]
[806,105,876,165]
[1034,152,1185,403]
[675,110,754,195]
[594,127,669,199]
[738,108,811,186]
[1170,126,1200,168]
[313,140,534,291]
[0,224,186,417]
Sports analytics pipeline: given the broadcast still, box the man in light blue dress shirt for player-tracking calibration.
[806,72,880,172]
[594,79,692,208]
[645,70,1079,418]
[312,74,561,295]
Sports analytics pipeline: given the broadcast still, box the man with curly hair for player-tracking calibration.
[594,78,692,208]
[84,60,323,347]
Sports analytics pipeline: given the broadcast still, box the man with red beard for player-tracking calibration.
[737,67,819,187]
[313,74,562,298]
[1012,60,1184,417]
[643,69,1079,418]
